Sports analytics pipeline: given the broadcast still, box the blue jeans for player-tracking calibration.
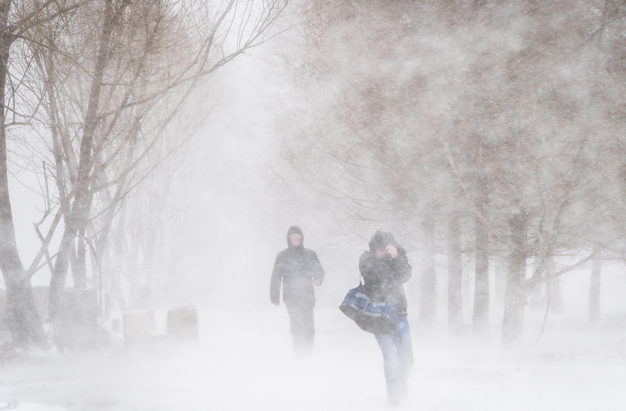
[375,317,414,401]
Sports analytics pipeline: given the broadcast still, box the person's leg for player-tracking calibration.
[301,303,315,354]
[392,317,414,399]
[375,333,400,404]
[286,303,307,355]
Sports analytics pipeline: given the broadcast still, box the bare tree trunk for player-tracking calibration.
[548,278,563,313]
[5,280,47,347]
[472,172,489,334]
[473,217,490,334]
[419,214,436,326]
[462,259,471,316]
[49,228,76,321]
[502,210,528,348]
[70,225,88,289]
[110,202,128,311]
[49,0,130,321]
[494,259,506,307]
[528,257,544,309]
[448,214,462,327]
[589,250,601,321]
[0,3,46,347]
[536,260,564,313]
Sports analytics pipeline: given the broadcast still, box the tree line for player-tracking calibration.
[277,0,626,347]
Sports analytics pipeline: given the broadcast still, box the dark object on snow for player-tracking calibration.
[339,285,399,334]
[166,306,198,340]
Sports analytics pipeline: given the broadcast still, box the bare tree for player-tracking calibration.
[0,0,90,348]
[1,0,289,346]
[22,0,290,322]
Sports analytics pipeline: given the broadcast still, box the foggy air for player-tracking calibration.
[1,1,625,410]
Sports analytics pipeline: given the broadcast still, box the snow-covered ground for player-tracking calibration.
[1,307,625,411]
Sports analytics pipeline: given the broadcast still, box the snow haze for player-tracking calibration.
[2,1,626,411]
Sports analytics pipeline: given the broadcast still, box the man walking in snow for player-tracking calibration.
[360,230,413,406]
[270,225,325,356]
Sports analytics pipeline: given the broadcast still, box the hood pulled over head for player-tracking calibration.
[368,230,395,251]
[287,225,304,248]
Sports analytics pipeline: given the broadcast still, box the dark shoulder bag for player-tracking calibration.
[339,283,399,334]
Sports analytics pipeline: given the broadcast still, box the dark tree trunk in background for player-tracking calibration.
[70,224,89,289]
[419,215,436,326]
[529,283,544,309]
[49,228,77,321]
[107,203,128,311]
[494,259,506,307]
[589,250,601,321]
[528,258,544,309]
[5,280,47,347]
[473,220,490,334]
[73,192,95,289]
[448,214,462,327]
[462,259,471,316]
[548,260,564,314]
[473,175,489,334]
[502,210,528,348]
[548,279,564,314]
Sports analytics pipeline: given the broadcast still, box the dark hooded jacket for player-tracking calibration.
[270,226,325,305]
[359,230,412,317]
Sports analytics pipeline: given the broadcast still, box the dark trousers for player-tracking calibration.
[285,303,315,355]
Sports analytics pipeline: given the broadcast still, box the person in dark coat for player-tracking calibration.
[270,225,325,355]
[359,230,413,406]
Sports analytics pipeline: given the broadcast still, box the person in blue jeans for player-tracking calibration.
[359,231,413,406]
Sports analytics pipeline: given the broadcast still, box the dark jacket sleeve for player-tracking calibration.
[391,247,412,284]
[309,251,325,282]
[270,253,283,304]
